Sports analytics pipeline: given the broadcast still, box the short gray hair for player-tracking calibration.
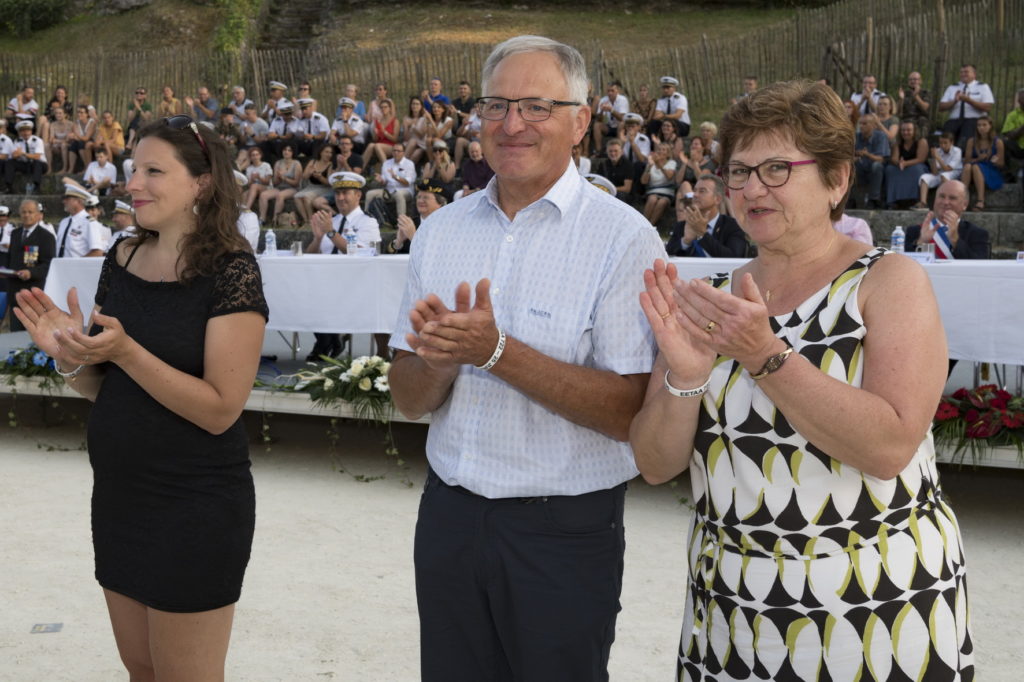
[698,173,726,200]
[481,35,588,106]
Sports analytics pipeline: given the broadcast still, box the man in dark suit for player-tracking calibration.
[905,180,989,259]
[4,199,55,331]
[665,174,748,257]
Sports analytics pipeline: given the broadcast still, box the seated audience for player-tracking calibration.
[571,143,590,175]
[93,110,125,159]
[651,118,684,157]
[243,147,273,213]
[125,86,151,151]
[295,98,330,158]
[961,115,1005,211]
[236,103,269,169]
[665,174,746,257]
[365,144,416,217]
[390,177,449,254]
[50,108,75,174]
[330,98,367,154]
[262,80,292,122]
[730,76,758,105]
[184,86,219,124]
[833,213,874,245]
[6,85,38,130]
[455,140,492,200]
[696,121,721,164]
[854,114,890,208]
[652,75,690,137]
[675,135,716,195]
[450,81,476,130]
[596,138,634,204]
[67,105,96,172]
[850,74,885,115]
[641,141,677,225]
[402,97,430,166]
[917,131,963,208]
[422,77,450,110]
[46,85,73,122]
[905,180,989,258]
[876,95,900,144]
[7,120,47,193]
[592,81,629,158]
[362,97,400,174]
[631,84,656,123]
[344,84,366,120]
[228,85,254,118]
[619,112,651,165]
[366,83,389,123]
[424,99,455,154]
[420,140,456,191]
[63,147,117,196]
[231,170,259,250]
[1001,88,1024,169]
[885,120,929,208]
[259,143,302,225]
[897,71,932,137]
[295,143,336,226]
[215,107,240,158]
[158,85,183,117]
[265,100,300,161]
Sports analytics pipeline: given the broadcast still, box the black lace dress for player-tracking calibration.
[87,241,268,612]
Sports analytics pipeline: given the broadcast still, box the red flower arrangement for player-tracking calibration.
[933,384,1024,463]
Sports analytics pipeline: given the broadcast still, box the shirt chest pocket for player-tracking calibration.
[506,284,594,365]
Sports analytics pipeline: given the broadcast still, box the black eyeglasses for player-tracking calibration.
[163,115,210,163]
[721,159,817,190]
[476,97,580,122]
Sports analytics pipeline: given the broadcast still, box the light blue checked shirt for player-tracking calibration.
[390,162,665,498]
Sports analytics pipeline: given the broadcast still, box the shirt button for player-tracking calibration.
[493,287,500,295]
[505,235,513,242]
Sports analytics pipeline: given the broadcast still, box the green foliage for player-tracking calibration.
[212,0,262,51]
[0,0,65,35]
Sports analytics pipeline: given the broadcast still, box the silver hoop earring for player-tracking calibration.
[830,200,838,210]
[193,205,199,215]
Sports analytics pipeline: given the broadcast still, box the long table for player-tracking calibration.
[43,255,1024,365]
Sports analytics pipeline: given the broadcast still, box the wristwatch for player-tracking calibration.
[751,346,793,380]
[325,229,337,238]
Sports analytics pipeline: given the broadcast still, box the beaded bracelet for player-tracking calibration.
[55,362,86,380]
[475,328,507,371]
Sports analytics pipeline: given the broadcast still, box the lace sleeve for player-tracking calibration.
[94,244,118,307]
[209,251,269,321]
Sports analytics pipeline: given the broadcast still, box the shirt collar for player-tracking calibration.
[707,212,720,233]
[482,160,580,220]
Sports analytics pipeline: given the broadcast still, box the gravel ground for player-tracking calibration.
[0,399,1021,681]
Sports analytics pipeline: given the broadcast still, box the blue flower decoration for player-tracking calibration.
[33,351,48,367]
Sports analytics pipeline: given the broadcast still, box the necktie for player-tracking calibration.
[330,216,347,254]
[57,217,71,257]
[862,96,871,115]
[958,83,968,119]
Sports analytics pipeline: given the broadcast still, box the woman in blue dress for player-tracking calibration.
[961,114,1005,211]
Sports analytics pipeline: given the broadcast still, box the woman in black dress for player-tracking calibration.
[14,116,268,680]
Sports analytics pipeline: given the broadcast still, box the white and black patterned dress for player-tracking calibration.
[679,248,973,681]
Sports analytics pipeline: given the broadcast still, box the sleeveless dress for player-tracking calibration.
[679,248,973,681]
[88,241,269,612]
[970,139,1004,191]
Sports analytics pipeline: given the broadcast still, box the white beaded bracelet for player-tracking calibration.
[475,328,507,371]
[663,370,710,398]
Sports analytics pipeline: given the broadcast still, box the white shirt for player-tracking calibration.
[623,132,651,162]
[56,209,107,257]
[111,225,138,244]
[299,111,331,139]
[84,160,118,187]
[576,156,591,175]
[230,97,254,118]
[0,134,13,158]
[262,97,294,121]
[850,89,886,115]
[390,162,665,498]
[316,207,380,253]
[940,80,994,119]
[269,116,302,137]
[597,94,630,126]
[246,162,272,185]
[7,96,38,120]
[379,157,417,193]
[936,145,963,171]
[0,222,12,252]
[14,135,45,157]
[331,115,367,143]
[656,92,690,125]
[236,210,260,251]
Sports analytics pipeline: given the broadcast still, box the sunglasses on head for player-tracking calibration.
[163,115,210,163]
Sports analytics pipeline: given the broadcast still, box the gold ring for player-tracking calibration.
[660,311,671,320]
[704,320,717,332]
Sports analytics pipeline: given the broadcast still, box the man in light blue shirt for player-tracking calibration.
[389,35,665,680]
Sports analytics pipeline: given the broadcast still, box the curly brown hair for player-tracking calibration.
[131,118,249,283]
[720,80,855,222]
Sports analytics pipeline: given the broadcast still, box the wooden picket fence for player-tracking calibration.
[0,0,1020,128]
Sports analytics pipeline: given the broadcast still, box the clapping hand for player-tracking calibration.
[412,280,499,369]
[639,260,715,384]
[310,210,332,238]
[13,287,84,363]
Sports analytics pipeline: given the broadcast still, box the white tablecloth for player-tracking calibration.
[42,255,1024,364]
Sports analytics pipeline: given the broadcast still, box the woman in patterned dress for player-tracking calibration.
[630,80,973,682]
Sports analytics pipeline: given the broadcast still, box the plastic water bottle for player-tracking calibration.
[890,225,905,253]
[343,222,358,256]
[263,228,276,256]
